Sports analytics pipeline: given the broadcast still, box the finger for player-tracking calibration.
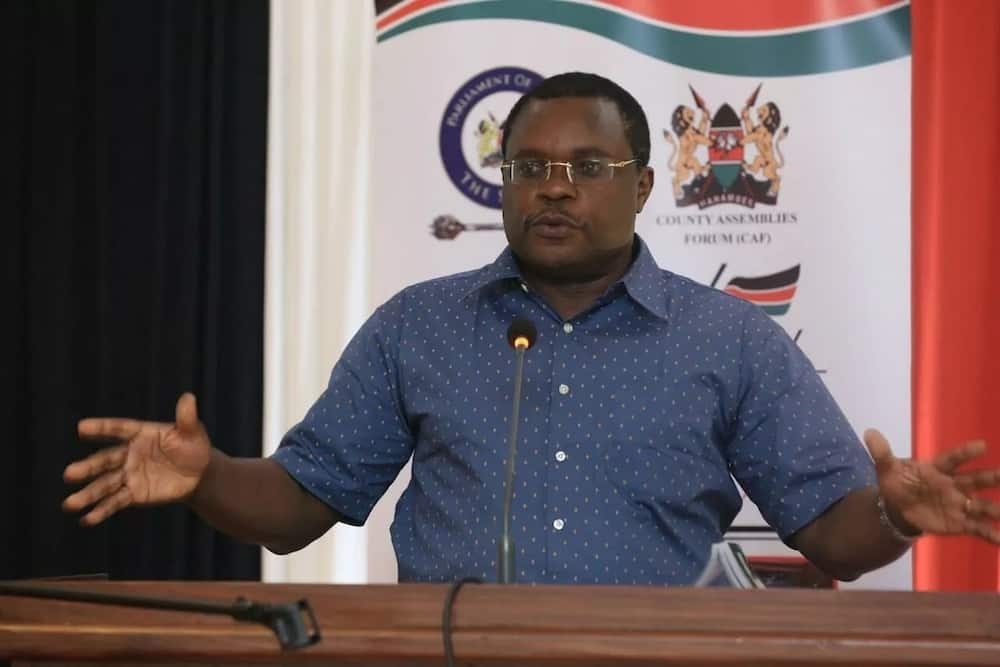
[954,468,1000,492]
[63,445,127,483]
[863,428,894,475]
[175,392,200,436]
[62,467,125,512]
[80,485,134,527]
[934,439,987,474]
[966,496,1000,522]
[78,417,145,441]
[966,519,1000,545]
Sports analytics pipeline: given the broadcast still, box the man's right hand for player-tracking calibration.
[63,392,212,526]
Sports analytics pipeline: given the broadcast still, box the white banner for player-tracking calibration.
[370,0,911,588]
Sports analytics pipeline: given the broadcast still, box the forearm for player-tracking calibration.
[791,486,913,581]
[187,449,340,554]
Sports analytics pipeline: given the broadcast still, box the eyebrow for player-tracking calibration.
[509,146,616,160]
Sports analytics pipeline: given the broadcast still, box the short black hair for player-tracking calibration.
[501,72,651,167]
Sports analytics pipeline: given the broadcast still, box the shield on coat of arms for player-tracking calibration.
[709,103,744,189]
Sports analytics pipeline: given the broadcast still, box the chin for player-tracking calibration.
[523,252,596,283]
[514,235,635,284]
[521,244,582,268]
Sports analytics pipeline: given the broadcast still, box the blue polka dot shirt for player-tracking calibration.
[271,235,876,585]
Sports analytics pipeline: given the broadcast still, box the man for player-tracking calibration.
[64,73,1000,585]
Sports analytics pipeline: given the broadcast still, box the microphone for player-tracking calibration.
[498,317,538,584]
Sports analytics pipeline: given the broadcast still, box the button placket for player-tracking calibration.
[546,314,579,578]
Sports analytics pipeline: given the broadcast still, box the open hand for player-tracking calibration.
[63,393,212,525]
[865,429,1000,543]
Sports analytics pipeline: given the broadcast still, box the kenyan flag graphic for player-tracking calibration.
[722,265,800,316]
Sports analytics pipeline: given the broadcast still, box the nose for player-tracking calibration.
[536,163,576,202]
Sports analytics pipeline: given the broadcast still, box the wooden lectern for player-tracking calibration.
[2,581,1000,666]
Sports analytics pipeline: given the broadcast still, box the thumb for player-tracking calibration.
[864,428,895,476]
[175,392,201,435]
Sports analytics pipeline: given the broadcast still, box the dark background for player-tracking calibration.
[2,0,270,580]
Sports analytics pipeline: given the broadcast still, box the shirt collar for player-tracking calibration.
[465,234,671,321]
[469,245,522,292]
[620,236,670,321]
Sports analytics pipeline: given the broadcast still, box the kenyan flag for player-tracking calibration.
[723,265,800,316]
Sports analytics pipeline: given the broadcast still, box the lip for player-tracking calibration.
[531,223,576,240]
[527,211,579,227]
[525,211,581,239]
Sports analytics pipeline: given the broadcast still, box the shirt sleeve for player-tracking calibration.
[269,292,414,526]
[727,305,877,541]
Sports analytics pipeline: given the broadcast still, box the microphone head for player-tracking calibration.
[506,317,538,350]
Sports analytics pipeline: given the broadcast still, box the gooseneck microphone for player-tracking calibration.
[0,582,320,649]
[498,317,538,584]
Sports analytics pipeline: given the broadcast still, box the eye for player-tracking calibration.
[516,160,547,179]
[574,159,606,179]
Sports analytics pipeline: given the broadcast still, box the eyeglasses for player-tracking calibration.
[500,157,639,185]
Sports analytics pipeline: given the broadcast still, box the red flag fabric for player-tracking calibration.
[912,0,1000,591]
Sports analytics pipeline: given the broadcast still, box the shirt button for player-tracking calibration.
[562,322,574,334]
[553,519,565,531]
[558,384,570,395]
[555,450,567,462]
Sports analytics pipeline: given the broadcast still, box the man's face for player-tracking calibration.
[501,97,654,282]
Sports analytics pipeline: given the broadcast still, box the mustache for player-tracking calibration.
[524,210,582,229]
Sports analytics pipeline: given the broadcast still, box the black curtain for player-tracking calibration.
[2,0,269,580]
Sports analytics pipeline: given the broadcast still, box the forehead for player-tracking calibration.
[506,97,629,156]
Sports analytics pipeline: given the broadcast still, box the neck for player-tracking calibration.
[519,242,636,321]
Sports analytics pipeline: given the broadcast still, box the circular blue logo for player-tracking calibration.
[439,67,542,210]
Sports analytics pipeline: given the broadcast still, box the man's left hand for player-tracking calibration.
[866,429,1000,543]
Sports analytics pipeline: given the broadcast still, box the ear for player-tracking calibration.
[636,167,654,213]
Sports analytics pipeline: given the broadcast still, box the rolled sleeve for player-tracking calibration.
[728,306,877,541]
[270,294,414,526]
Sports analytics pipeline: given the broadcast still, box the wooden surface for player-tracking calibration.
[2,582,1000,666]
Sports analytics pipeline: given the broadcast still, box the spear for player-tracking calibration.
[688,84,710,113]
